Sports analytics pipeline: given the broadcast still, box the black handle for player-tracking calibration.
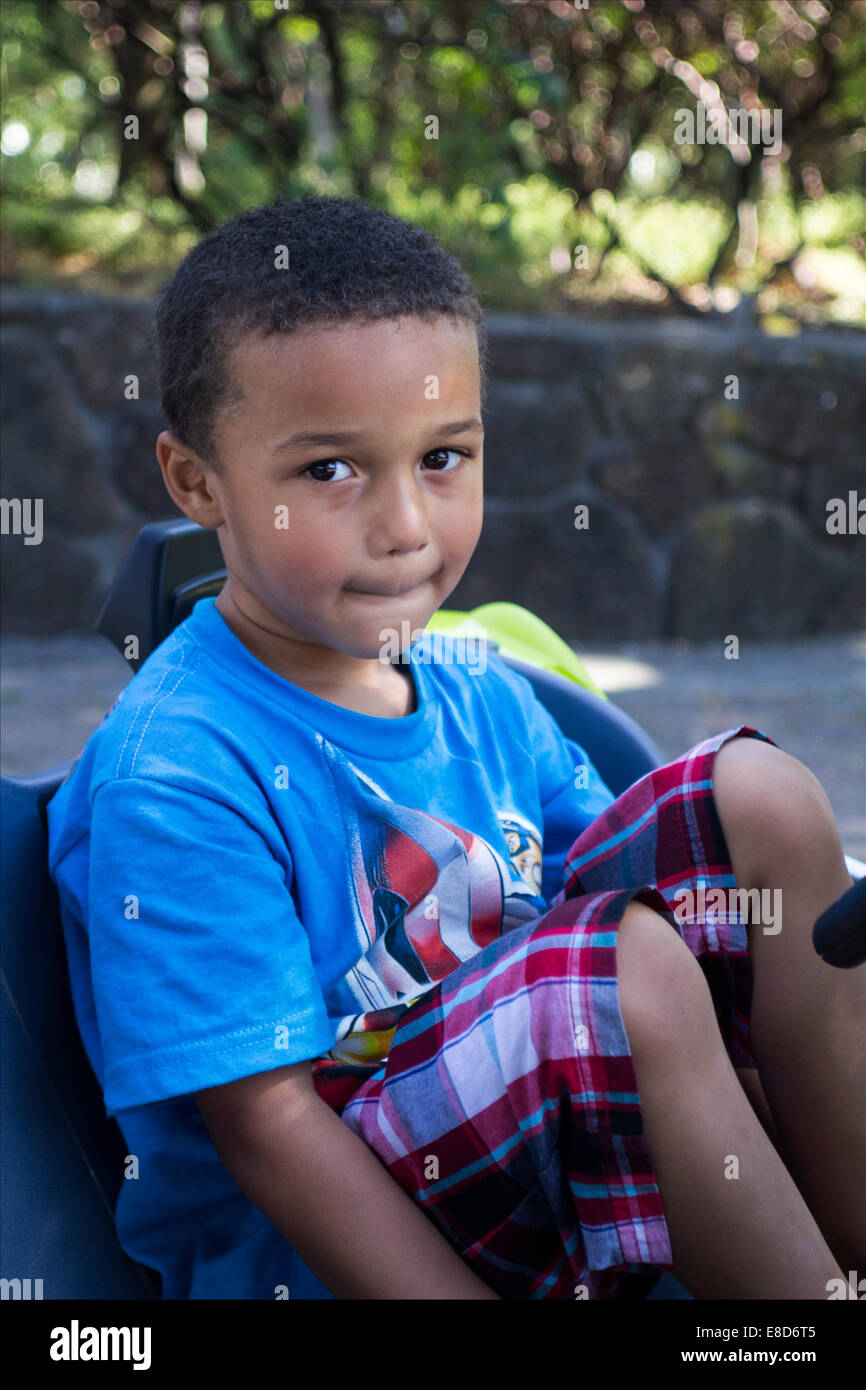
[813,875,866,968]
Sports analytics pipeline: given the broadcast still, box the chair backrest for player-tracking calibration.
[96,518,225,674]
[1,768,159,1298]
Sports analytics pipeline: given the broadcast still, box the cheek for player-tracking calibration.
[444,492,483,552]
[273,510,365,602]
[272,530,343,590]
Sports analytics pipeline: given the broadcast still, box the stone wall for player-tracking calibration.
[2,287,863,642]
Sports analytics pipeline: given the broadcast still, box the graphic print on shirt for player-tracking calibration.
[316,737,544,1067]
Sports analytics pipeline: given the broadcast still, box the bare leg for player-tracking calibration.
[734,1066,787,1153]
[617,900,846,1298]
[713,738,866,1276]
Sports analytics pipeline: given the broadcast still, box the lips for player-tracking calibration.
[348,575,434,597]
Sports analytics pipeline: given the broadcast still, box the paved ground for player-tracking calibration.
[2,630,864,860]
[581,634,865,863]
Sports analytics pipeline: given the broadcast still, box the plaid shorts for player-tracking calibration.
[316,724,774,1300]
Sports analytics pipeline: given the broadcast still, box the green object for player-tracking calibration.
[427,601,607,700]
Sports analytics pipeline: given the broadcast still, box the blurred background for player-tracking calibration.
[1,0,866,318]
[2,0,864,319]
[1,0,864,853]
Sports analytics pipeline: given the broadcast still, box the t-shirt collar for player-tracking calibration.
[184,597,439,759]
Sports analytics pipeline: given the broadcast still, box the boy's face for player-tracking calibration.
[157,314,484,689]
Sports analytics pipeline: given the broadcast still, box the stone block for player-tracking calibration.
[1,533,100,634]
[110,404,185,517]
[482,377,597,498]
[740,372,864,462]
[1,330,119,531]
[670,498,851,639]
[595,436,716,531]
[450,490,664,643]
[53,298,161,414]
[704,441,798,501]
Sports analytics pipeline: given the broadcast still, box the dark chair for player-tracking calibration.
[1,766,160,1299]
[2,519,693,1301]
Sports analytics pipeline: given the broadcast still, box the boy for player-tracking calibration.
[47,195,864,1301]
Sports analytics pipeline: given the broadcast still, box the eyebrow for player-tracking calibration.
[270,416,484,455]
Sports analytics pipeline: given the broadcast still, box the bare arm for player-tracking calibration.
[195,1060,501,1300]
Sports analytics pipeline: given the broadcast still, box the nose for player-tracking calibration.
[371,471,430,554]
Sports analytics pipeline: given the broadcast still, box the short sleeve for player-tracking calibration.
[535,727,615,903]
[487,657,616,904]
[87,777,337,1115]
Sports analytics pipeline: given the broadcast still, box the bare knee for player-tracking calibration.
[713,739,840,886]
[617,902,717,1060]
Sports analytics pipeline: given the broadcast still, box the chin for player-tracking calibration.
[352,615,431,662]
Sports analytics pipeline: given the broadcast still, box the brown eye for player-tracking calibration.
[424,448,467,472]
[303,459,352,483]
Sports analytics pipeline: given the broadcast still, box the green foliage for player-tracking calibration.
[1,0,863,325]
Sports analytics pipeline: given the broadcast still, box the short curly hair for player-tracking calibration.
[153,193,489,470]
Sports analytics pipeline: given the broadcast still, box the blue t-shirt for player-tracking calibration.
[46,596,614,1299]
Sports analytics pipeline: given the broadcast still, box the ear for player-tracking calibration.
[155,430,226,528]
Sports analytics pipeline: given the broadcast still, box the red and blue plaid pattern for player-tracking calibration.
[314,725,773,1299]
